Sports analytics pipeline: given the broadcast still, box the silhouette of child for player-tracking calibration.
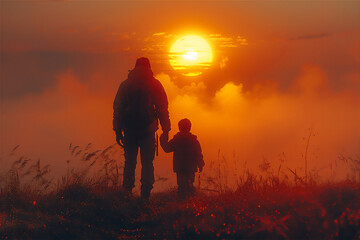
[160,118,204,199]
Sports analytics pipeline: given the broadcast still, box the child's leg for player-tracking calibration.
[176,173,187,199]
[180,172,195,198]
[187,172,196,197]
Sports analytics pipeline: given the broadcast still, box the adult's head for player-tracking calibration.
[129,57,153,81]
[178,118,191,133]
[135,57,151,69]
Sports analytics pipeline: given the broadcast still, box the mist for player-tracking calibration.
[1,61,359,191]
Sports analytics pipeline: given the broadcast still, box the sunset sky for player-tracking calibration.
[1,1,360,188]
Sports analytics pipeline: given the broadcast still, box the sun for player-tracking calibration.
[169,35,213,76]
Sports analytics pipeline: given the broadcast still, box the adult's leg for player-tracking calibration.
[139,132,155,199]
[122,135,139,193]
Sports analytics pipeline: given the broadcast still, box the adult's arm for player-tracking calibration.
[159,133,175,153]
[113,82,126,133]
[153,80,171,133]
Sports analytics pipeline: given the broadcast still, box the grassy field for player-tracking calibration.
[1,176,359,239]
[1,146,359,239]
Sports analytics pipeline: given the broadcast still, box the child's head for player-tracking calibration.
[178,118,191,133]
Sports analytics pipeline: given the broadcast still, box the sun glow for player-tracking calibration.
[169,35,213,76]
[183,50,198,61]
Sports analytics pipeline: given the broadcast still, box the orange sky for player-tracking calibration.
[1,1,360,189]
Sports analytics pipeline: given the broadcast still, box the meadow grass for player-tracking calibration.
[0,145,359,239]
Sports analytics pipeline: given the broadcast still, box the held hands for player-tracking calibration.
[159,131,169,151]
[159,132,168,147]
[160,131,169,141]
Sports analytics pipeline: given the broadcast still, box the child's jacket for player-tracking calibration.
[160,132,204,173]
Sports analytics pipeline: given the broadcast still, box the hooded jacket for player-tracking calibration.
[160,132,204,173]
[113,66,171,134]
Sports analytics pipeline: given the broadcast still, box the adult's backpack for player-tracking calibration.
[122,79,157,131]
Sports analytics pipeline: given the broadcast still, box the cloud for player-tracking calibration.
[88,26,102,33]
[218,43,237,48]
[142,33,173,55]
[155,73,206,101]
[156,66,360,183]
[106,32,133,42]
[209,33,244,48]
[58,28,79,34]
[349,34,360,65]
[153,32,166,36]
[293,33,332,40]
[1,69,122,180]
[292,64,329,95]
[236,36,248,45]
[219,57,229,69]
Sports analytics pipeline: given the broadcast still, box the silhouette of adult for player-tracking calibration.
[113,57,171,200]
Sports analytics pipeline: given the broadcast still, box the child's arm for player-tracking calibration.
[160,133,175,153]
